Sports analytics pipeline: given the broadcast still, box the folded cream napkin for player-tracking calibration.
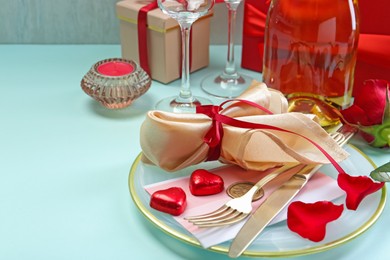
[140,81,349,172]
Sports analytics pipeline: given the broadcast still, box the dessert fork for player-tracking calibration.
[185,129,347,228]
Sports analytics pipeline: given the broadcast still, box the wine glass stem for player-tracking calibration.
[224,3,240,77]
[178,24,194,103]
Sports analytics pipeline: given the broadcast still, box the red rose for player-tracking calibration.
[341,79,390,147]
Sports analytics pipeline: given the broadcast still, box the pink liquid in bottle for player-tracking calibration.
[263,0,359,126]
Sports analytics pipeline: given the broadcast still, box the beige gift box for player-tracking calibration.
[116,0,213,84]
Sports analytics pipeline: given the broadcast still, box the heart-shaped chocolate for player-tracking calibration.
[189,169,224,196]
[150,187,187,216]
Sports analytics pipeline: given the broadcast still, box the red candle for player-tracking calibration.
[97,61,134,76]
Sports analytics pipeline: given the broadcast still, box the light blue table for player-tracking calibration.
[1,45,389,260]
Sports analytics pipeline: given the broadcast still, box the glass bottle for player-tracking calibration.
[263,0,360,127]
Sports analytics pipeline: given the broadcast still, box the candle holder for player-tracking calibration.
[81,58,151,109]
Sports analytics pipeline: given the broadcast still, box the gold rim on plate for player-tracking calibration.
[128,145,386,257]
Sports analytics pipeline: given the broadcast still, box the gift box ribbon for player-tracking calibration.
[137,1,158,75]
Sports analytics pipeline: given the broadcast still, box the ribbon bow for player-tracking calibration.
[197,99,348,175]
[196,99,274,161]
[196,105,223,161]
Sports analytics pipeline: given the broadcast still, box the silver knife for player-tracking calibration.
[228,126,356,258]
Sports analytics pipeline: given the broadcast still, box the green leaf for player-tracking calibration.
[370,161,390,182]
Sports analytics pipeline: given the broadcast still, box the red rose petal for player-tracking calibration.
[355,80,388,125]
[150,187,187,216]
[340,79,389,126]
[189,169,224,196]
[340,105,371,126]
[287,201,344,242]
[337,172,384,210]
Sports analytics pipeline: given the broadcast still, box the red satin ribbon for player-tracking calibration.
[138,1,158,75]
[197,99,274,161]
[196,105,224,161]
[197,100,347,175]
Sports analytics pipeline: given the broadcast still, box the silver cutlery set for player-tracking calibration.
[185,124,357,258]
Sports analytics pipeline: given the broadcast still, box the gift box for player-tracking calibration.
[116,0,213,84]
[353,0,390,96]
[240,0,270,73]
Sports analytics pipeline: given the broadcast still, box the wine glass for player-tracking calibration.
[156,0,215,113]
[201,0,252,98]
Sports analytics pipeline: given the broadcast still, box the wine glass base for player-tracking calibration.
[155,95,213,113]
[201,72,253,98]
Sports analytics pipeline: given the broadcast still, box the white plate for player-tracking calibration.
[128,145,386,257]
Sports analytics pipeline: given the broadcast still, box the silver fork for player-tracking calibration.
[185,128,347,228]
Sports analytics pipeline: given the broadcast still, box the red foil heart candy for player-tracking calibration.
[189,169,224,196]
[150,187,187,216]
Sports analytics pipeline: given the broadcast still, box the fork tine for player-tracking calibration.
[187,207,237,223]
[195,214,248,228]
[184,205,229,220]
[188,208,239,223]
[330,132,344,143]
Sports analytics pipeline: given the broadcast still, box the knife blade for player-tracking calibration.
[228,164,318,257]
[228,127,356,258]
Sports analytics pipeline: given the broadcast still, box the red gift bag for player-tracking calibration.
[354,0,390,96]
[240,0,270,73]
